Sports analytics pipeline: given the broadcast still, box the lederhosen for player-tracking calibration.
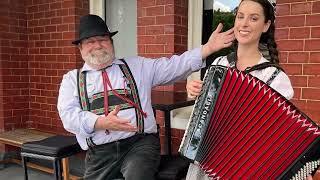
[77,59,145,148]
[218,52,284,86]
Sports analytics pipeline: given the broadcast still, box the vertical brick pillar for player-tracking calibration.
[276,0,320,124]
[137,0,188,154]
[0,0,28,153]
[0,0,29,131]
[137,0,188,92]
[27,0,89,133]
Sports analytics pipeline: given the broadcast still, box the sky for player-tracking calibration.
[213,0,240,12]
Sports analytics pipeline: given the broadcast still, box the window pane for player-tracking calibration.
[105,0,137,58]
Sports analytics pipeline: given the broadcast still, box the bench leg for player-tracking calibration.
[21,156,28,180]
[62,158,69,180]
[53,159,62,180]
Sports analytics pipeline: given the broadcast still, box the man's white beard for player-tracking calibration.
[82,48,115,70]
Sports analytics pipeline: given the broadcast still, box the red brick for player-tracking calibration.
[165,5,174,15]
[308,76,320,88]
[277,40,304,51]
[137,35,157,44]
[310,52,320,63]
[137,17,156,26]
[35,41,45,47]
[276,15,305,28]
[138,45,145,54]
[165,44,174,53]
[63,1,75,8]
[164,24,174,34]
[63,16,74,24]
[291,2,312,15]
[40,48,52,54]
[137,8,146,18]
[303,64,320,75]
[289,27,310,39]
[302,88,320,100]
[51,17,62,25]
[138,0,156,7]
[28,5,39,13]
[28,19,39,26]
[146,45,164,53]
[288,52,309,63]
[306,14,320,26]
[290,76,308,87]
[279,52,288,63]
[305,39,320,51]
[50,2,62,10]
[45,25,56,32]
[46,41,57,47]
[145,25,164,35]
[40,33,50,40]
[313,1,320,13]
[174,25,187,35]
[45,11,56,18]
[146,6,164,16]
[306,100,320,112]
[156,0,166,5]
[311,27,320,38]
[291,98,306,109]
[51,33,62,39]
[276,4,290,16]
[278,0,307,3]
[282,64,303,75]
[156,15,174,25]
[62,32,75,40]
[306,110,320,124]
[275,28,289,40]
[156,34,174,44]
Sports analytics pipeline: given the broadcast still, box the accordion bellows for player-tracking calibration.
[179,65,320,179]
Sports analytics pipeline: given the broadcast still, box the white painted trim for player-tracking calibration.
[89,0,105,20]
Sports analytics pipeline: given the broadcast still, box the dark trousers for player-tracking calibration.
[84,133,161,180]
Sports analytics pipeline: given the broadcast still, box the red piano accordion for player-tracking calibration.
[179,65,320,179]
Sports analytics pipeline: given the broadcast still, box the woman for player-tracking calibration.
[186,0,294,179]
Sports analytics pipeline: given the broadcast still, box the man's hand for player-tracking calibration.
[202,23,235,59]
[94,105,137,132]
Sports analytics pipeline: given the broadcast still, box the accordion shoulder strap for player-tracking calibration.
[244,62,284,73]
[226,52,284,72]
[226,52,285,85]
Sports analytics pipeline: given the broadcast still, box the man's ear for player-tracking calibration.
[263,20,271,33]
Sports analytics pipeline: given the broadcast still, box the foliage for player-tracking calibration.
[201,10,236,79]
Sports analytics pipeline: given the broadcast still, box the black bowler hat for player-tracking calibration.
[72,14,118,45]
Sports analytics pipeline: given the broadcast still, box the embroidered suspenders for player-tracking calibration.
[77,59,145,135]
[118,59,145,133]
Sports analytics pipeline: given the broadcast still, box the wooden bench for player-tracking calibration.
[0,128,79,180]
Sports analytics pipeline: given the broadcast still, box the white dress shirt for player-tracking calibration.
[57,48,204,150]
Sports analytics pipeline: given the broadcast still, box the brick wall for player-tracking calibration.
[27,0,89,133]
[276,0,320,124]
[137,0,188,92]
[0,0,89,136]
[0,0,29,131]
[137,0,188,154]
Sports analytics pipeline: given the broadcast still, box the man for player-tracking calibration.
[57,14,234,180]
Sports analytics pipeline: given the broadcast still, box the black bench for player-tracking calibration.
[21,135,82,180]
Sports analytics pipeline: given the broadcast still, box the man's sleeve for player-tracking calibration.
[57,70,99,138]
[141,47,205,87]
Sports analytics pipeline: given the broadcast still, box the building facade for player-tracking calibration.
[0,0,319,156]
